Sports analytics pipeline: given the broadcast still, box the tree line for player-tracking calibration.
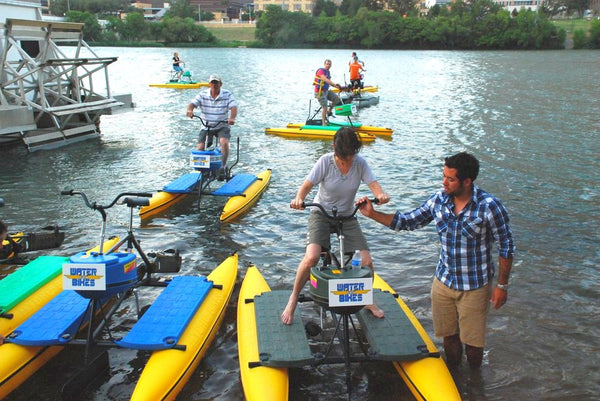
[256,2,569,49]
[66,11,217,45]
[62,0,600,49]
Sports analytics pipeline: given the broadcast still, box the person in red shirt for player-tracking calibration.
[313,59,341,124]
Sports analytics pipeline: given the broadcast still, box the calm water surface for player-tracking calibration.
[1,48,599,401]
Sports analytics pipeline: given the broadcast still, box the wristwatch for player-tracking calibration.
[496,283,509,291]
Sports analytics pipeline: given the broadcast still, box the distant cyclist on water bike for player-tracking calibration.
[314,59,342,125]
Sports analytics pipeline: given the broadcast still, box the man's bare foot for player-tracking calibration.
[365,303,384,318]
[281,298,297,325]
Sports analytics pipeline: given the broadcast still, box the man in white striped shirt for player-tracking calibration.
[186,74,238,178]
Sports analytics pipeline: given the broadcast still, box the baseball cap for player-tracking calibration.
[209,74,222,83]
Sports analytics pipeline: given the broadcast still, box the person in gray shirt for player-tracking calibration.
[281,127,390,324]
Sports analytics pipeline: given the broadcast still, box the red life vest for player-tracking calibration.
[313,67,330,94]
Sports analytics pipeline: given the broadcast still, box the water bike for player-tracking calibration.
[331,85,378,94]
[267,103,392,141]
[140,114,271,222]
[337,71,380,109]
[238,200,460,401]
[338,86,380,109]
[0,197,66,265]
[1,225,66,264]
[149,63,209,89]
[1,190,237,400]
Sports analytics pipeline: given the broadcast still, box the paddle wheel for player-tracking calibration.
[0,18,132,151]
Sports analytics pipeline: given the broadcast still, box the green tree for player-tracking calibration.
[542,0,590,17]
[121,11,147,41]
[257,5,313,46]
[572,28,588,48]
[254,0,565,50]
[590,19,600,48]
[339,0,367,16]
[160,16,216,43]
[387,0,418,16]
[313,0,338,17]
[65,10,103,41]
[166,0,198,20]
[103,16,124,42]
[49,0,131,16]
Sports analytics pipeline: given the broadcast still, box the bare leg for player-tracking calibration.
[281,244,321,324]
[321,106,327,126]
[220,137,229,167]
[443,334,463,366]
[363,251,384,319]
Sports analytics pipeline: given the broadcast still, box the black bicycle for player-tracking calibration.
[60,190,181,281]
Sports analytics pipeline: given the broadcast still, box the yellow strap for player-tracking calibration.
[314,74,324,97]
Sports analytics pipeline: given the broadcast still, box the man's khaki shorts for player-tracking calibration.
[431,277,491,348]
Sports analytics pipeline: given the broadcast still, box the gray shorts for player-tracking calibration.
[314,90,340,108]
[306,211,368,251]
[199,125,230,143]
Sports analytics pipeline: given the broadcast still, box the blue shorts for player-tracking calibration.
[173,65,182,72]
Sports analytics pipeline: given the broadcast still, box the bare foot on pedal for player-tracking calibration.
[365,303,384,318]
[281,297,297,325]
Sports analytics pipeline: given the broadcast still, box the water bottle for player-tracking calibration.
[351,250,362,270]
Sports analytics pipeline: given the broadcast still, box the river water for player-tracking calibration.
[1,48,599,401]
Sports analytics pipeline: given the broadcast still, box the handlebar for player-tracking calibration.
[191,114,229,129]
[302,198,378,220]
[61,190,153,212]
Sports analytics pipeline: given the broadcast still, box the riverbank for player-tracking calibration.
[200,19,593,48]
[201,23,256,43]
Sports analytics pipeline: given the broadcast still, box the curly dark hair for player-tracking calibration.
[333,127,362,159]
[445,152,479,182]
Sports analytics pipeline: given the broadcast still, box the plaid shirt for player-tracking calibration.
[390,185,515,291]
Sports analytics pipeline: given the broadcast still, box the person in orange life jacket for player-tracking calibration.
[314,59,341,125]
[349,56,365,90]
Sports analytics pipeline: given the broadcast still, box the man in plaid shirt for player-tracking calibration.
[358,152,515,369]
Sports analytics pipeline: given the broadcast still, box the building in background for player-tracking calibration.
[252,0,316,12]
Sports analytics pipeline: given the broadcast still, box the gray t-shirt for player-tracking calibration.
[307,152,376,216]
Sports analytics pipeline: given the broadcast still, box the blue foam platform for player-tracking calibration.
[163,172,201,194]
[116,276,213,350]
[9,290,91,346]
[212,174,256,196]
